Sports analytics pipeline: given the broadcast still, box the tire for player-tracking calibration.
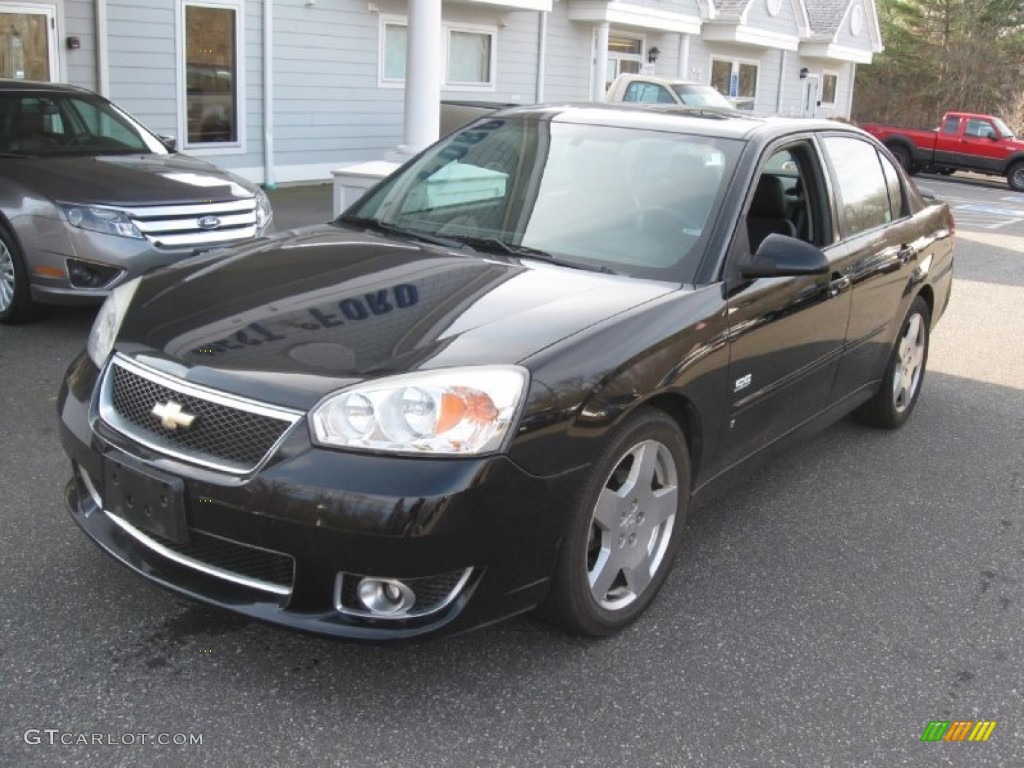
[539,407,690,636]
[887,144,914,174]
[0,224,33,325]
[854,296,930,429]
[1007,161,1024,192]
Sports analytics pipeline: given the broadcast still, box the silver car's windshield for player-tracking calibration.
[0,91,169,156]
[345,117,741,280]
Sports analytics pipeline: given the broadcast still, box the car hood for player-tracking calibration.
[115,225,676,410]
[3,152,258,206]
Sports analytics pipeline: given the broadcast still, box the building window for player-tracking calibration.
[182,1,241,148]
[711,59,758,100]
[0,5,58,81]
[447,30,492,85]
[382,23,407,82]
[380,19,496,90]
[821,73,838,105]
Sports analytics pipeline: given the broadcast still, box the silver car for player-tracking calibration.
[0,80,272,323]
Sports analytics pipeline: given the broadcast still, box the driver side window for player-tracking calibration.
[745,144,826,254]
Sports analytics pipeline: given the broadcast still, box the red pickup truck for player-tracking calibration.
[861,111,1024,191]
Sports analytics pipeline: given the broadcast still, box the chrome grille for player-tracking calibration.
[99,355,301,474]
[122,199,261,249]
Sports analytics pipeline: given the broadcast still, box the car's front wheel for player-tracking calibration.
[540,408,690,636]
[854,296,931,429]
[0,224,32,324]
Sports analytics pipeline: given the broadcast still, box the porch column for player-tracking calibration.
[397,0,442,157]
[677,34,690,80]
[592,22,609,101]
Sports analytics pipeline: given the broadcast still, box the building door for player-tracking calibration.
[0,3,58,81]
[802,75,820,118]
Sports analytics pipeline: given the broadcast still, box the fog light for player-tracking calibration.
[357,577,416,616]
[67,259,123,289]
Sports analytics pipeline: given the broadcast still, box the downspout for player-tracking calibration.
[776,50,786,113]
[535,11,547,103]
[262,0,276,189]
[95,0,109,96]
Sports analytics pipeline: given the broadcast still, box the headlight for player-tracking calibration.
[59,203,144,239]
[254,188,273,233]
[310,367,528,455]
[86,278,141,367]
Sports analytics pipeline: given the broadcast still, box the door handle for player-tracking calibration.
[828,275,851,297]
[897,245,918,264]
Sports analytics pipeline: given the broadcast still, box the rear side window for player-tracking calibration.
[878,153,907,221]
[822,136,891,236]
[622,82,675,103]
[941,116,960,134]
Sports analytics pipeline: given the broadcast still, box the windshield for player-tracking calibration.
[671,85,735,110]
[0,91,169,156]
[345,117,740,280]
[993,117,1015,139]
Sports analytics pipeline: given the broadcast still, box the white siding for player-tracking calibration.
[537,4,592,103]
[63,0,96,89]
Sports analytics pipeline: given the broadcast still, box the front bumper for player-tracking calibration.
[59,353,583,641]
[20,213,259,306]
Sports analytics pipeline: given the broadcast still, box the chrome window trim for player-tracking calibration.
[332,567,474,620]
[104,511,292,596]
[98,353,304,475]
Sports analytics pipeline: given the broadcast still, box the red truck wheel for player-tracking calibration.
[887,144,914,174]
[1008,162,1024,192]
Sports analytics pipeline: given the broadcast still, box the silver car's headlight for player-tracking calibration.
[310,367,528,455]
[254,188,273,233]
[59,203,144,239]
[86,278,141,367]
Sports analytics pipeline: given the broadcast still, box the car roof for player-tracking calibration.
[486,102,863,142]
[0,79,95,96]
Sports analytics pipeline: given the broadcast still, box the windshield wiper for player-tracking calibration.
[336,215,470,251]
[451,235,619,274]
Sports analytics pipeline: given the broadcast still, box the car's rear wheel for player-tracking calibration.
[887,144,914,174]
[540,408,690,636]
[0,225,33,324]
[854,296,930,429]
[1007,161,1024,192]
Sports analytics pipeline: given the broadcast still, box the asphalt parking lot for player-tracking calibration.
[1,176,1022,767]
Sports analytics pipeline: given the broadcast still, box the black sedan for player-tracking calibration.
[59,105,955,641]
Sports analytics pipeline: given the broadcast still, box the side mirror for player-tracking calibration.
[741,234,829,278]
[158,134,177,151]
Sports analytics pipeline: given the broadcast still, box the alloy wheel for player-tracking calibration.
[586,439,678,611]
[892,312,926,413]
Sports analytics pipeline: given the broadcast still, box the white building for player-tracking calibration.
[0,0,882,185]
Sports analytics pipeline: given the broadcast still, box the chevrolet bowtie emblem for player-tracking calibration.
[151,400,197,430]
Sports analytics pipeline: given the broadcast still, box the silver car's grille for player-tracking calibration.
[99,355,302,474]
[123,199,259,249]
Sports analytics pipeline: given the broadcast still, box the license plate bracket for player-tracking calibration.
[103,457,189,544]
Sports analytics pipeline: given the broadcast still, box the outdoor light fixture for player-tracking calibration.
[799,67,810,79]
[647,46,661,64]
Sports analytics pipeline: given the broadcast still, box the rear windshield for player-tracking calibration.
[0,92,168,156]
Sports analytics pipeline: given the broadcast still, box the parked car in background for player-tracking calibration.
[861,111,1024,190]
[606,73,738,110]
[60,104,954,642]
[0,79,272,323]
